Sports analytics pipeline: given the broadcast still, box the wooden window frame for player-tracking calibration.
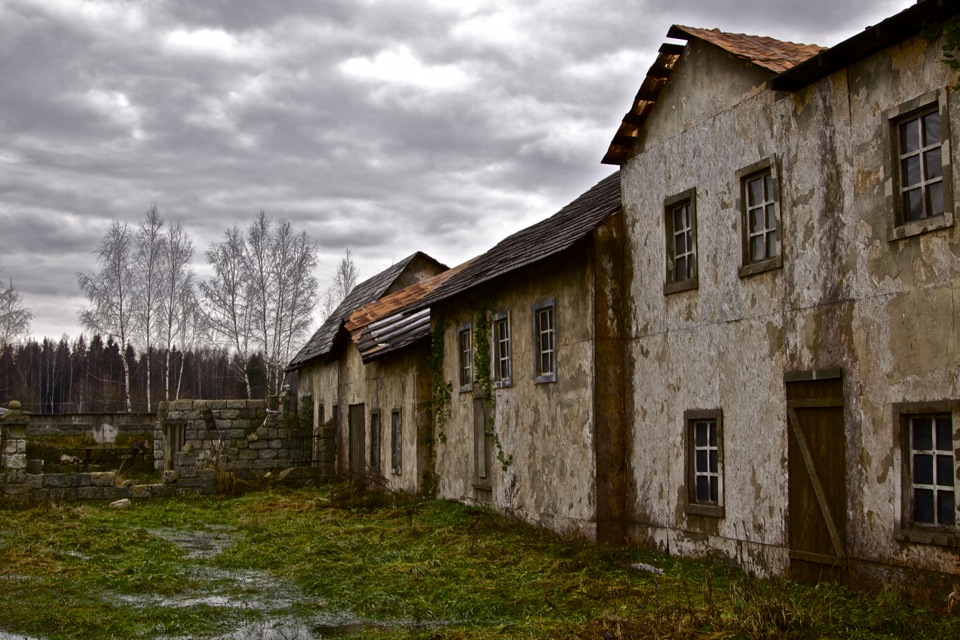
[685,409,725,518]
[664,188,699,294]
[885,91,954,240]
[894,400,960,547]
[737,158,783,277]
[369,410,381,472]
[532,298,557,384]
[390,409,402,475]
[492,311,512,389]
[457,322,473,393]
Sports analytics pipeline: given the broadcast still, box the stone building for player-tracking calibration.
[604,0,960,592]
[287,252,447,491]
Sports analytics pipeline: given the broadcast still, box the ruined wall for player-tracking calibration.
[26,413,156,443]
[433,248,599,538]
[297,361,339,475]
[620,29,960,588]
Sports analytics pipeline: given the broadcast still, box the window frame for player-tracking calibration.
[492,311,512,389]
[685,409,725,518]
[390,409,402,475]
[664,188,699,294]
[457,322,473,393]
[369,410,381,472]
[737,158,783,278]
[894,400,960,547]
[532,298,557,384]
[885,90,954,240]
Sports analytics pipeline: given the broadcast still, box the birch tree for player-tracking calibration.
[0,262,32,345]
[321,248,359,321]
[159,219,196,401]
[78,220,136,412]
[133,205,165,411]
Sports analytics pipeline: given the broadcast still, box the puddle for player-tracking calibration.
[148,526,235,559]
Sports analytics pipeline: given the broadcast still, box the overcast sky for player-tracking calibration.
[0,0,914,341]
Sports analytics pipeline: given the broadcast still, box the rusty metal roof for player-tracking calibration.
[772,0,960,91]
[287,251,441,370]
[602,27,822,165]
[408,170,621,312]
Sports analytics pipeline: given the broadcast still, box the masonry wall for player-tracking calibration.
[26,413,156,443]
[620,29,960,593]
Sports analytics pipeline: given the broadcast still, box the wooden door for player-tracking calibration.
[348,403,365,478]
[786,372,846,583]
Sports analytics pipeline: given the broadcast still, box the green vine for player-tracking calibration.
[473,305,513,472]
[429,320,452,443]
[942,20,960,72]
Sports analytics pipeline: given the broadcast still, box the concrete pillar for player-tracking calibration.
[2,400,29,488]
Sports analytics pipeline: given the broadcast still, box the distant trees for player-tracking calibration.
[0,262,32,345]
[322,248,360,321]
[201,212,319,397]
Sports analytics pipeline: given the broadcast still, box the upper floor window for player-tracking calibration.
[894,400,960,547]
[457,323,473,392]
[737,158,782,277]
[664,188,698,294]
[492,311,512,388]
[887,91,954,240]
[532,299,556,384]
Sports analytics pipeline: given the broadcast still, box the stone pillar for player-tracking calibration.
[2,400,29,490]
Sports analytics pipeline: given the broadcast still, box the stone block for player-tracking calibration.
[3,453,25,470]
[89,472,116,487]
[130,484,153,499]
[43,474,76,489]
[77,486,103,500]
[219,410,240,420]
[269,439,284,449]
[163,470,179,483]
[252,459,276,470]
[259,449,278,461]
[106,486,130,500]
[249,441,268,450]
[239,449,258,460]
[226,400,247,410]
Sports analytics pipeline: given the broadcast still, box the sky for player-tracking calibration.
[0,0,915,342]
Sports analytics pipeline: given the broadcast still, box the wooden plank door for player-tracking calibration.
[786,372,846,583]
[348,403,365,478]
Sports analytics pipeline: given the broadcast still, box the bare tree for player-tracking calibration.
[78,220,136,412]
[133,205,165,411]
[321,248,359,321]
[0,262,32,345]
[159,219,196,401]
[202,212,319,397]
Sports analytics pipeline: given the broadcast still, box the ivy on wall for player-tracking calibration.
[473,306,513,472]
[429,320,452,444]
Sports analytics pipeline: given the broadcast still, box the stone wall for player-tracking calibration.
[155,398,317,493]
[26,412,156,443]
[1,401,27,496]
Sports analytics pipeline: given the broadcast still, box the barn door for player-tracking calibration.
[348,403,365,478]
[786,371,846,583]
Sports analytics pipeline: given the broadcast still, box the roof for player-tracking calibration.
[602,27,822,165]
[346,262,473,363]
[772,0,960,91]
[287,252,439,370]
[408,170,621,312]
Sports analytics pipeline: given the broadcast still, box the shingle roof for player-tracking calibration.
[287,252,433,370]
[603,27,822,165]
[408,170,621,311]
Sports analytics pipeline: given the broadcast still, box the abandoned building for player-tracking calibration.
[287,252,448,493]
[604,0,960,591]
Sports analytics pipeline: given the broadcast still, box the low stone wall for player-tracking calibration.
[21,471,171,502]
[27,412,156,443]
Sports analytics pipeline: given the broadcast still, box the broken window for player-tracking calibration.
[458,323,473,392]
[370,410,381,472]
[532,299,556,383]
[391,409,402,475]
[492,311,512,388]
[685,409,724,518]
[664,188,698,294]
[737,158,782,277]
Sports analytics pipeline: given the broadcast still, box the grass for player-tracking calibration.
[0,483,957,639]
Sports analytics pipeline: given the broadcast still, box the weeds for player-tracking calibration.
[0,485,957,639]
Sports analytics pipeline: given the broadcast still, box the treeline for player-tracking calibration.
[0,335,268,414]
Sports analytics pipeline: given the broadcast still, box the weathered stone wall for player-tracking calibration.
[1,401,27,495]
[21,471,170,502]
[155,399,315,493]
[26,412,156,443]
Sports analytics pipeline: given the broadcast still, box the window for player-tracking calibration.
[492,311,512,388]
[737,158,782,277]
[887,92,954,239]
[685,409,724,518]
[532,299,556,383]
[458,323,473,392]
[664,189,698,294]
[391,409,402,474]
[369,411,380,472]
[895,401,959,545]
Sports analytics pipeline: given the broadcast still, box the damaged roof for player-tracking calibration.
[408,170,621,312]
[287,252,439,370]
[602,27,822,165]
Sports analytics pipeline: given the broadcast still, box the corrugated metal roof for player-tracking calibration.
[772,0,960,91]
[603,27,822,166]
[408,170,621,312]
[287,252,435,370]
